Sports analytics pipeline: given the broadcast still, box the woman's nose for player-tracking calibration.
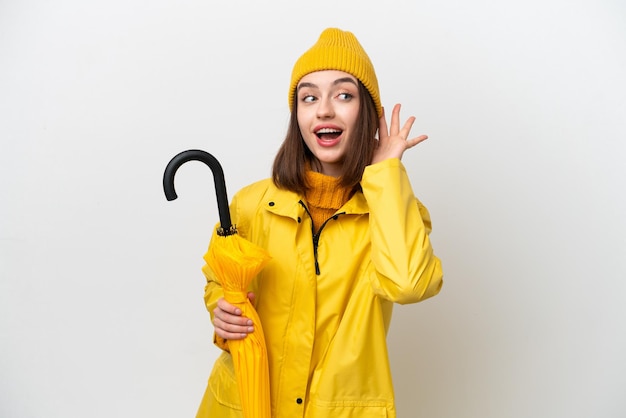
[316,97,334,118]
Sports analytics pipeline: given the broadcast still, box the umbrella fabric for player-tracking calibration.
[204,228,272,418]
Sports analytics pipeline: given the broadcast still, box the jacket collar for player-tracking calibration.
[339,188,369,215]
[264,183,370,218]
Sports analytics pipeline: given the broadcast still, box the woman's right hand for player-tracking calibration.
[372,104,428,164]
[212,292,255,340]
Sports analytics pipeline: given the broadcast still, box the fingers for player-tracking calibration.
[380,104,418,139]
[247,291,256,305]
[373,103,428,163]
[213,317,254,340]
[407,134,429,148]
[378,107,388,141]
[213,297,254,340]
[400,115,416,140]
[390,103,402,135]
[378,104,404,138]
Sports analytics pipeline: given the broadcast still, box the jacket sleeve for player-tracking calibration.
[361,158,443,304]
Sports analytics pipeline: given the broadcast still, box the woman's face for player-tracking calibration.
[296,70,360,177]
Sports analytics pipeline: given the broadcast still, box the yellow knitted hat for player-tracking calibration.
[288,28,382,117]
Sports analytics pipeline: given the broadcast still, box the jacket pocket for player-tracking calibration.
[307,401,389,418]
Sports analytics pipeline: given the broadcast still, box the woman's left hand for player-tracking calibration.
[371,103,428,164]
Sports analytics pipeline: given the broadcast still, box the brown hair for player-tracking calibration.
[272,81,379,194]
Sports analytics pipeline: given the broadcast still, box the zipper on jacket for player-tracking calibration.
[299,200,345,275]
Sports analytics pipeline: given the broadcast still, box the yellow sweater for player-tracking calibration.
[304,171,353,232]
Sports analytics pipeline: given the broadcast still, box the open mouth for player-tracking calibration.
[315,127,342,141]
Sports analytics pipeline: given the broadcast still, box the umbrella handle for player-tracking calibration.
[163,149,235,236]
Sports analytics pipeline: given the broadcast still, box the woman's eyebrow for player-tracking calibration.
[297,77,358,92]
[297,82,317,91]
[333,77,358,86]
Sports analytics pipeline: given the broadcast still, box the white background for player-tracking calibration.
[1,1,625,417]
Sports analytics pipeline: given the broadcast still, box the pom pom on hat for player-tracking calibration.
[288,28,382,117]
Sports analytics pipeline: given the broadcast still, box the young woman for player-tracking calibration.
[197,27,443,418]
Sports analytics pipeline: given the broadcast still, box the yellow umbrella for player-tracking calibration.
[163,149,272,418]
[204,228,271,418]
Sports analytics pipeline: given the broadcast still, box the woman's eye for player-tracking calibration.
[337,92,353,100]
[302,95,316,103]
